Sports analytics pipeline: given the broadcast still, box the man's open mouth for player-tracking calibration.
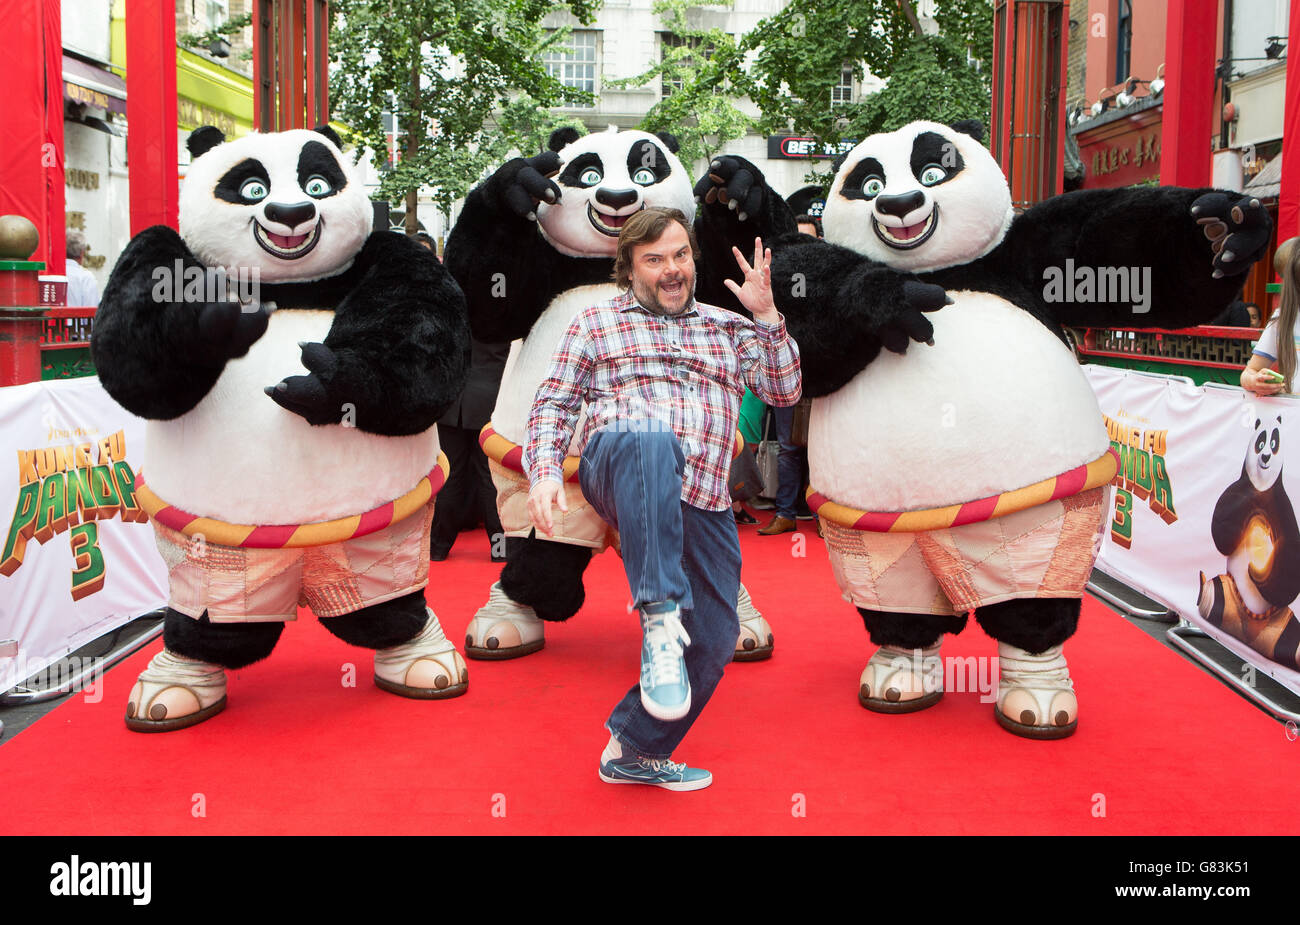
[872,205,939,250]
[253,220,321,259]
[588,203,643,236]
[660,278,685,297]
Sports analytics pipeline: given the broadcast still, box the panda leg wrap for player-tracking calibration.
[975,598,1080,739]
[855,608,960,713]
[733,583,774,661]
[125,608,280,732]
[354,593,468,699]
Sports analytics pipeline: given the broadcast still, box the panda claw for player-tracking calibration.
[526,211,537,222]
[1213,269,1224,279]
[737,212,748,222]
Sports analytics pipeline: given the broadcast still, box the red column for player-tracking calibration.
[1278,0,1300,240]
[42,0,65,277]
[126,0,179,233]
[1160,0,1217,188]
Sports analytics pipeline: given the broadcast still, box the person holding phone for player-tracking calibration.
[1243,237,1300,396]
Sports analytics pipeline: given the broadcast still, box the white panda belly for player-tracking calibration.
[144,309,439,525]
[492,283,622,453]
[808,290,1110,512]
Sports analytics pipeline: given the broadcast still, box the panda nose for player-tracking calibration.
[264,200,317,231]
[876,190,926,219]
[595,187,639,210]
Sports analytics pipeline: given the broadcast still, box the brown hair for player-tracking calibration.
[612,207,698,289]
[1272,236,1300,391]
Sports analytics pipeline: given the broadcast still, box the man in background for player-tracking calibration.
[65,231,100,307]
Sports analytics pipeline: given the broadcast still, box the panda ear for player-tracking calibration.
[313,124,344,148]
[654,132,681,154]
[949,120,985,143]
[548,127,583,152]
[187,126,226,159]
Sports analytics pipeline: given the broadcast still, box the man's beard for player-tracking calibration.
[631,274,696,316]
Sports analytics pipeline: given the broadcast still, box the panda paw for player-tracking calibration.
[492,151,563,222]
[694,156,767,222]
[876,281,948,354]
[264,342,344,426]
[1191,192,1271,278]
[196,299,269,363]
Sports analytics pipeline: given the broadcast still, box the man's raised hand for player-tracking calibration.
[724,236,779,323]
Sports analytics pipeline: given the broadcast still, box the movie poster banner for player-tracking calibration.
[0,377,167,693]
[1085,365,1300,697]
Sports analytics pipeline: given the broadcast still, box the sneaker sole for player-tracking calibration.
[598,769,713,791]
[125,695,227,733]
[640,689,691,721]
[993,704,1078,739]
[858,688,943,714]
[373,675,468,699]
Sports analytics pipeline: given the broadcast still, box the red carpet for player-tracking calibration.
[1,518,1296,835]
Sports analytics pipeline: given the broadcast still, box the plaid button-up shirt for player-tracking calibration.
[524,289,802,512]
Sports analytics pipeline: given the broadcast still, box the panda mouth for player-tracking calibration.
[872,205,939,250]
[588,203,644,237]
[253,219,322,259]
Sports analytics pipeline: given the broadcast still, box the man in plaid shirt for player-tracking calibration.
[524,207,801,790]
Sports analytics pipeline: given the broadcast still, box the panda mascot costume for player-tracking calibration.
[444,126,793,661]
[1199,413,1300,669]
[771,119,1271,738]
[92,126,471,731]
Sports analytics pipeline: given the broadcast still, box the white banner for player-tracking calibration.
[0,377,167,693]
[1085,365,1300,696]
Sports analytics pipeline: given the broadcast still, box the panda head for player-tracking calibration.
[536,126,696,259]
[820,120,1013,272]
[1246,415,1284,491]
[178,126,373,284]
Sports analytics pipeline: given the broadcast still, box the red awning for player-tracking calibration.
[62,53,126,115]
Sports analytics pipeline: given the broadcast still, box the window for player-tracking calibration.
[543,30,598,108]
[1115,0,1132,85]
[661,33,705,98]
[831,66,854,106]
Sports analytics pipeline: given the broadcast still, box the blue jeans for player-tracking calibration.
[773,404,807,519]
[579,425,741,759]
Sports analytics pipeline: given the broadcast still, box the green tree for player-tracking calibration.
[330,0,602,234]
[609,0,754,170]
[743,0,993,187]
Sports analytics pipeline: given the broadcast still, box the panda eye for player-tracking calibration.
[304,175,333,197]
[1272,429,1280,454]
[919,165,947,186]
[1257,432,1268,453]
[861,176,885,199]
[239,179,269,202]
[580,167,603,186]
[632,167,657,186]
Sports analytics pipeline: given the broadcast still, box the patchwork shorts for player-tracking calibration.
[490,459,617,552]
[153,499,435,623]
[821,487,1109,615]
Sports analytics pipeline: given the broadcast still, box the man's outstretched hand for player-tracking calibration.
[725,237,779,324]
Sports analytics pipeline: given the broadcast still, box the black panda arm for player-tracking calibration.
[266,232,469,436]
[1210,480,1251,556]
[1255,485,1300,605]
[771,233,947,397]
[92,225,269,419]
[996,187,1271,328]
[443,155,612,343]
[692,155,797,314]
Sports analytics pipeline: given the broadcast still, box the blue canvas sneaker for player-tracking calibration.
[598,736,712,791]
[638,601,691,721]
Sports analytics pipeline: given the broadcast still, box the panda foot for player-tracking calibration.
[733,583,774,662]
[374,609,468,698]
[125,649,228,733]
[858,642,943,713]
[464,581,546,660]
[994,642,1077,739]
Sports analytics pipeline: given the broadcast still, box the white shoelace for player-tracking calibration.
[644,609,691,685]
